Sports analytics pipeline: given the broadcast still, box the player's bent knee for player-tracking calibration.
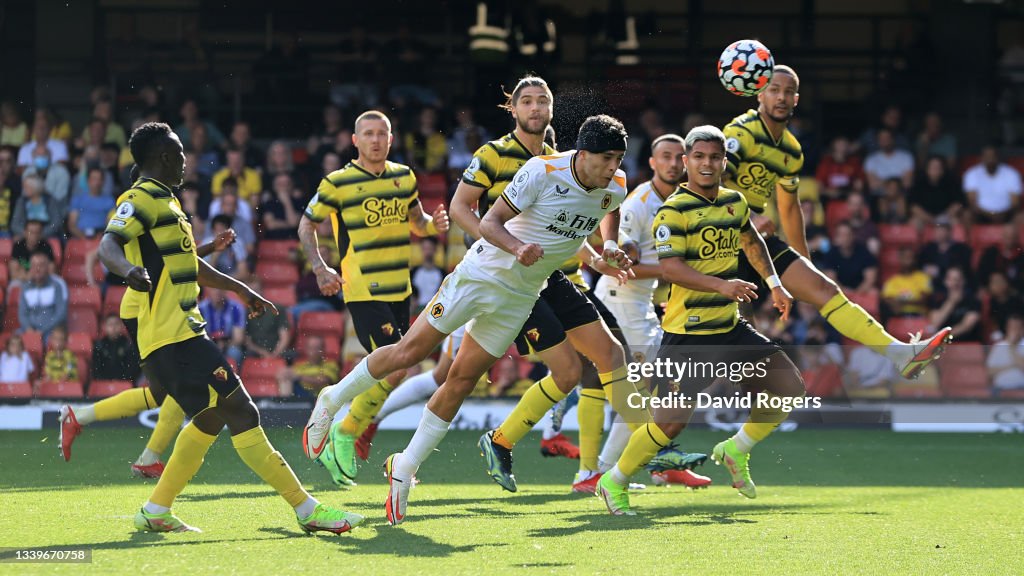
[548,355,582,392]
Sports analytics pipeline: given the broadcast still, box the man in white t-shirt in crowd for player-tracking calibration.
[301,115,637,525]
[864,128,914,196]
[410,236,444,312]
[963,145,1022,224]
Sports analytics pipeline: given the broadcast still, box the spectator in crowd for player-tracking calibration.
[801,199,831,265]
[88,96,127,148]
[858,104,911,155]
[987,313,1024,394]
[821,221,878,294]
[307,104,345,158]
[244,280,292,361]
[815,136,864,200]
[199,286,246,366]
[404,107,448,174]
[188,123,221,179]
[91,314,140,382]
[320,151,342,180]
[175,98,225,150]
[963,145,1022,224]
[842,345,896,398]
[68,167,115,239]
[22,145,71,204]
[292,242,341,322]
[977,223,1024,289]
[41,326,77,386]
[256,173,302,240]
[878,178,909,223]
[411,236,444,312]
[447,105,489,174]
[17,113,68,167]
[37,106,73,144]
[209,186,255,250]
[915,112,957,167]
[228,120,264,169]
[882,247,932,318]
[986,271,1024,342]
[843,191,880,254]
[181,150,210,198]
[202,214,249,280]
[18,252,67,341]
[0,101,28,146]
[0,146,19,236]
[864,128,914,195]
[0,334,33,384]
[212,146,261,202]
[276,334,339,397]
[928,266,982,342]
[908,155,965,225]
[918,216,973,284]
[9,220,56,283]
[99,142,124,190]
[263,140,302,192]
[11,175,63,239]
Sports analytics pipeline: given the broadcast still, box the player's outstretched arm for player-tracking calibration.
[740,226,793,320]
[196,228,236,258]
[776,187,809,259]
[196,257,278,318]
[479,195,543,266]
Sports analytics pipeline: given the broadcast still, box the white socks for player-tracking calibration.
[135,448,161,466]
[609,464,629,487]
[375,371,440,423]
[294,497,318,519]
[76,405,97,426]
[394,408,450,480]
[143,501,169,515]
[732,428,757,454]
[323,358,380,413]
[598,417,632,473]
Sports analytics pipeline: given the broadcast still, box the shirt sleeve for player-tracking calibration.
[723,124,755,182]
[653,206,688,260]
[619,202,640,242]
[304,178,342,223]
[500,158,542,214]
[104,190,153,242]
[737,195,752,231]
[407,172,420,208]
[461,144,498,189]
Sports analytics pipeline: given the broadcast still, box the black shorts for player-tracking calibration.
[655,319,782,395]
[347,297,411,352]
[142,336,242,418]
[738,235,801,285]
[514,271,600,355]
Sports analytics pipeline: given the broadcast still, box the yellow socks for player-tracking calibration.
[232,426,308,508]
[577,388,606,471]
[493,375,567,449]
[339,381,394,436]
[600,366,648,429]
[733,392,796,453]
[149,423,218,508]
[615,423,670,477]
[145,396,186,454]
[820,292,897,350]
[93,387,156,421]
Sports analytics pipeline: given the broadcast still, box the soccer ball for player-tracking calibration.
[717,40,774,96]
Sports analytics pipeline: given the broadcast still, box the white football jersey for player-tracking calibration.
[596,180,667,303]
[459,151,628,296]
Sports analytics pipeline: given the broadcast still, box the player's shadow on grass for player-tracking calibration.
[177,489,279,503]
[285,525,510,557]
[410,491,575,509]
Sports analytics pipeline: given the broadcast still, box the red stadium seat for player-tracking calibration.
[939,363,991,398]
[0,263,8,291]
[878,248,902,283]
[846,290,880,319]
[64,238,101,265]
[67,332,93,358]
[885,317,930,339]
[62,259,105,287]
[67,307,99,336]
[245,381,282,398]
[37,381,85,399]
[921,223,968,244]
[257,240,299,260]
[939,343,986,364]
[47,238,62,268]
[0,382,33,398]
[241,357,287,380]
[893,382,944,399]
[417,172,449,213]
[297,311,345,339]
[3,284,20,332]
[0,238,12,260]
[255,261,300,287]
[998,389,1024,399]
[69,286,102,315]
[88,380,133,398]
[20,330,43,363]
[878,224,919,248]
[261,286,297,308]
[102,286,127,317]
[969,225,1005,253]
[1006,156,1024,176]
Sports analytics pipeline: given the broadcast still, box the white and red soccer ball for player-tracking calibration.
[717,39,774,97]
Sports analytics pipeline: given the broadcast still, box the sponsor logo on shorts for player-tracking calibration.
[213,367,228,381]
[431,303,445,318]
[381,323,394,337]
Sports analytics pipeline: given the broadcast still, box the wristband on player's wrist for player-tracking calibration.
[603,240,619,253]
[765,274,782,289]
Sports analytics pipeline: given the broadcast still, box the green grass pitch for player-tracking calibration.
[1,427,1022,575]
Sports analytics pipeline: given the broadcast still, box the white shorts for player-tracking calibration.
[425,266,537,358]
[601,298,662,362]
[441,325,465,359]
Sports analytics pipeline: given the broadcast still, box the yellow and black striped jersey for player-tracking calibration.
[105,178,205,359]
[653,186,751,335]
[462,133,585,285]
[723,109,803,213]
[305,161,419,303]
